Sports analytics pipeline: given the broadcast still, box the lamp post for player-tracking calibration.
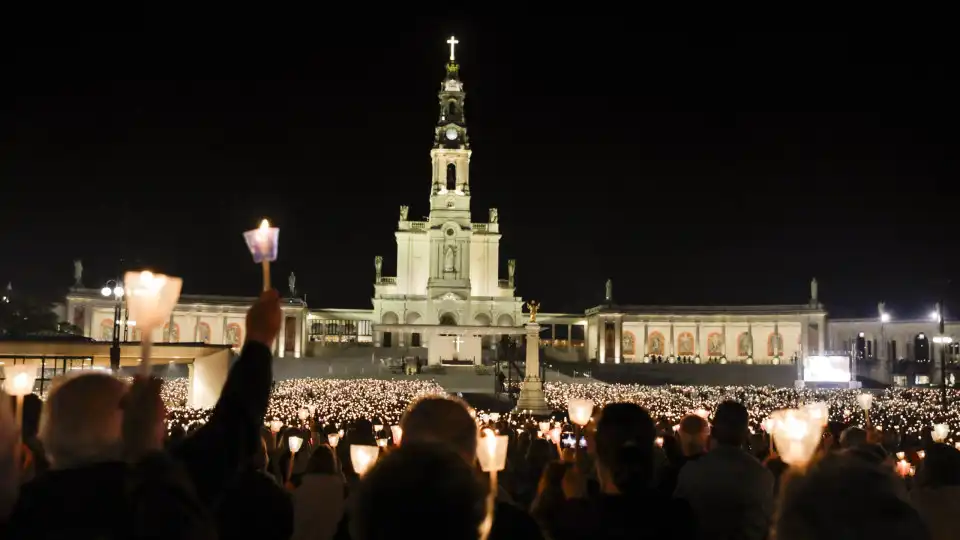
[101,280,125,373]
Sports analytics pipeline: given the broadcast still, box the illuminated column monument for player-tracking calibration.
[515,301,551,416]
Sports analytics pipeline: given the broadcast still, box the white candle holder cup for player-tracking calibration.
[327,433,340,448]
[391,425,403,445]
[567,399,594,427]
[288,436,304,453]
[771,408,824,467]
[243,220,280,292]
[124,270,182,376]
[350,444,380,477]
[933,424,950,443]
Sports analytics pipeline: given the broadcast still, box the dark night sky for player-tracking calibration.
[1,24,957,318]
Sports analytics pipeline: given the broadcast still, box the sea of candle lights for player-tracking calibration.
[157,378,960,447]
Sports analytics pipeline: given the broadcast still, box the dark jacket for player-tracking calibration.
[3,456,215,540]
[172,341,274,506]
[550,491,696,540]
[217,467,294,540]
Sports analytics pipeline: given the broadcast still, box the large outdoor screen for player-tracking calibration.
[803,355,851,383]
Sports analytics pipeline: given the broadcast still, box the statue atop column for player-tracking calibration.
[878,301,885,318]
[399,205,409,221]
[73,259,83,287]
[525,300,540,323]
[810,278,818,304]
[605,279,613,303]
[489,208,498,223]
[374,255,383,281]
[507,259,516,287]
[288,272,297,297]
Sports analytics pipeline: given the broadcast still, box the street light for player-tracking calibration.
[101,280,125,373]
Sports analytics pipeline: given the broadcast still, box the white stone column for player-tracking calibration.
[721,323,727,356]
[515,323,550,415]
[669,322,675,356]
[598,317,606,364]
[277,315,286,358]
[613,316,622,364]
[695,323,701,357]
[643,322,648,356]
[294,314,303,358]
[567,324,572,347]
[551,325,556,342]
[747,322,753,359]
[773,321,780,357]
[194,315,201,342]
[817,315,826,355]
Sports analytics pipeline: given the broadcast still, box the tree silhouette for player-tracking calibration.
[0,293,60,338]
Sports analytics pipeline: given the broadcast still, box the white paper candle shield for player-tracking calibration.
[288,436,303,453]
[243,220,280,263]
[538,421,550,433]
[297,408,309,421]
[857,394,874,411]
[307,404,317,415]
[124,271,182,331]
[373,424,383,432]
[2,363,38,397]
[327,433,340,448]
[477,429,509,472]
[568,399,595,427]
[489,413,500,422]
[351,445,379,476]
[933,424,950,443]
[693,408,710,420]
[270,420,283,433]
[802,402,830,427]
[771,408,824,466]
[391,425,403,445]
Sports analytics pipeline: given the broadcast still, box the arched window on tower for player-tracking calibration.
[446,163,457,191]
[447,101,457,117]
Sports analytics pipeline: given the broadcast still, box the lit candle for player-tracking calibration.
[124,270,182,375]
[391,425,403,445]
[327,433,340,448]
[771,408,823,467]
[350,445,379,476]
[933,424,949,443]
[243,219,280,292]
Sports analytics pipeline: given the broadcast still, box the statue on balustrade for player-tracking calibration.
[707,333,724,356]
[738,332,753,357]
[399,205,409,221]
[489,208,498,223]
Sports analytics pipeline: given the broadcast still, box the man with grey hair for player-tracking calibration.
[4,289,282,539]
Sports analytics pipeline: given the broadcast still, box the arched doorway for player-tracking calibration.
[439,312,458,326]
[381,312,399,348]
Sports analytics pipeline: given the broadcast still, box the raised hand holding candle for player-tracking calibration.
[243,219,280,292]
[857,393,874,426]
[124,270,182,376]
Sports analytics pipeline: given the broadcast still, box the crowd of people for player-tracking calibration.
[2,289,959,539]
[158,377,960,451]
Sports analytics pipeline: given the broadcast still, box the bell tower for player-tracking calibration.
[429,35,472,230]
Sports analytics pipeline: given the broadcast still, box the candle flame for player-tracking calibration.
[260,219,270,230]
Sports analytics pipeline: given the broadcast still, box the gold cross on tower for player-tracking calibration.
[446,35,459,62]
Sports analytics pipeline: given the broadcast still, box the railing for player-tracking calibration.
[498,279,511,289]
[409,221,427,231]
[377,277,397,285]
[473,223,487,233]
